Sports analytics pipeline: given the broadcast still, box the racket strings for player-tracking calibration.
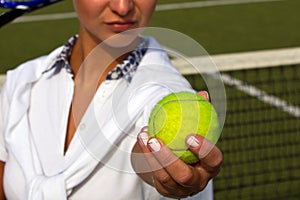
[0,0,45,9]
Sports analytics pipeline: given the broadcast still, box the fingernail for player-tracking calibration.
[199,91,209,101]
[148,138,161,152]
[141,126,148,132]
[186,136,200,148]
[139,131,149,146]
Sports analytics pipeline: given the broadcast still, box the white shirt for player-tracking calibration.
[0,37,213,200]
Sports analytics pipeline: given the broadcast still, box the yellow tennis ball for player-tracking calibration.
[148,91,220,164]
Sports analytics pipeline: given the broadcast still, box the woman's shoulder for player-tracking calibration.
[142,37,170,65]
[3,46,63,95]
[7,46,63,78]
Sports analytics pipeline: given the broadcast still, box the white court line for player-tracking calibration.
[155,0,282,11]
[172,47,300,73]
[221,74,300,118]
[13,0,283,23]
[13,12,78,23]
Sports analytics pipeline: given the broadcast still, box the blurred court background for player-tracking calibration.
[1,0,299,199]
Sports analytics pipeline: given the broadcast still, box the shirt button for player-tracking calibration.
[79,123,86,131]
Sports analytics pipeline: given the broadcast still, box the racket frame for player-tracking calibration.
[0,0,62,28]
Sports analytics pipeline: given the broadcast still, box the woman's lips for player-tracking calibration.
[105,21,136,32]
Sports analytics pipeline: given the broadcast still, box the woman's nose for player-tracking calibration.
[109,0,134,16]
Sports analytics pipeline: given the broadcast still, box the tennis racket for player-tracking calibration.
[0,0,63,28]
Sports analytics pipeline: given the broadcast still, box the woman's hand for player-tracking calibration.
[132,128,222,198]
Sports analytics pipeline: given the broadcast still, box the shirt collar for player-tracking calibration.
[43,35,148,83]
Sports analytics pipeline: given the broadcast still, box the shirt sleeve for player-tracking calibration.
[0,81,9,162]
[132,84,176,129]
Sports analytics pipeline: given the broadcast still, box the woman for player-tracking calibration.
[0,0,222,199]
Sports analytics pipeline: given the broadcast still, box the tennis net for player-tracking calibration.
[173,47,300,200]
